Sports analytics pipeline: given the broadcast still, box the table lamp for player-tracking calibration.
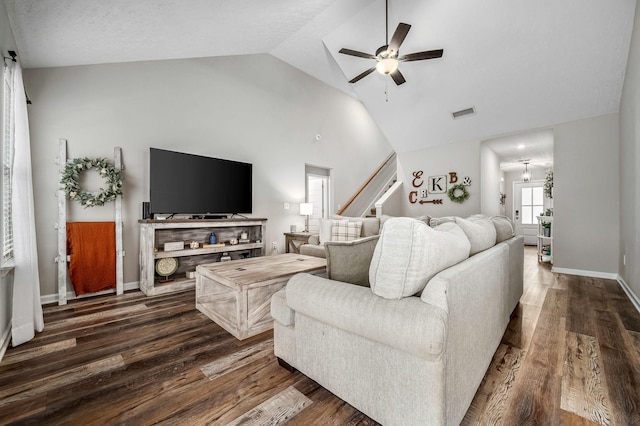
[299,203,313,232]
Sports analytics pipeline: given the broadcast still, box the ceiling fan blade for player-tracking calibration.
[387,23,411,55]
[349,66,376,83]
[339,48,376,59]
[399,49,444,62]
[390,69,406,85]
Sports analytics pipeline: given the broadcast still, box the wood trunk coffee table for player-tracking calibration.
[195,253,326,340]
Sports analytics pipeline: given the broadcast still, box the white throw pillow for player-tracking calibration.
[454,216,497,255]
[369,218,471,299]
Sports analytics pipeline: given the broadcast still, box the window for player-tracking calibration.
[2,62,14,263]
[521,186,543,225]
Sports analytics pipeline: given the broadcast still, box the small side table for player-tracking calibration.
[284,232,314,254]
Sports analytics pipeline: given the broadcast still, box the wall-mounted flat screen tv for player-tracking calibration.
[149,148,252,217]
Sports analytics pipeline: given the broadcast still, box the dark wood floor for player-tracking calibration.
[1,247,639,425]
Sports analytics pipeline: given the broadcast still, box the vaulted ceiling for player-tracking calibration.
[3,0,637,158]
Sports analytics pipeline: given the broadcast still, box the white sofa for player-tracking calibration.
[271,215,524,425]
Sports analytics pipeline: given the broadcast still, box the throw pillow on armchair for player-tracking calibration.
[324,235,380,287]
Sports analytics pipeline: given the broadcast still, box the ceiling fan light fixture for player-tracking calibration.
[376,57,398,75]
[338,0,443,85]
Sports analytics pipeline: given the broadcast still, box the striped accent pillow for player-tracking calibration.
[331,221,362,242]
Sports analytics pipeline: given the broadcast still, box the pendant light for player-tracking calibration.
[521,161,531,182]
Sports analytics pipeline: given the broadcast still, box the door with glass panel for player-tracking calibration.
[513,181,544,245]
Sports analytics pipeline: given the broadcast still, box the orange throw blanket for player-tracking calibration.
[67,222,116,295]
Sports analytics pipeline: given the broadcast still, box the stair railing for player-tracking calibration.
[337,152,397,217]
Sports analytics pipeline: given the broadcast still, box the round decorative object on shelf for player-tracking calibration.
[155,257,179,280]
[448,183,470,204]
[60,157,123,207]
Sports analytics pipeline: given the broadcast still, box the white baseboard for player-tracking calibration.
[0,325,11,363]
[40,281,140,305]
[617,275,640,314]
[550,267,618,280]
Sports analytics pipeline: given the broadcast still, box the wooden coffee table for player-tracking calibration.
[195,253,326,340]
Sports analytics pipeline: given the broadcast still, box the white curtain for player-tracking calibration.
[10,60,43,346]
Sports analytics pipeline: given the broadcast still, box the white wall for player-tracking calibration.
[395,111,620,279]
[619,3,639,300]
[377,183,404,217]
[554,113,620,275]
[24,55,393,299]
[480,144,501,217]
[0,1,16,358]
[396,140,482,218]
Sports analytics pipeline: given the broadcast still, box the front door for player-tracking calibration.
[513,181,544,245]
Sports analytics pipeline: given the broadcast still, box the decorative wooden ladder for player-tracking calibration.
[55,139,124,305]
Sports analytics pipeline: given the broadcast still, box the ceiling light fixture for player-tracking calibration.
[521,160,531,182]
[376,57,399,75]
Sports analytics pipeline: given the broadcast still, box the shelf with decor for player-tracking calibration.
[139,218,266,295]
[536,215,553,264]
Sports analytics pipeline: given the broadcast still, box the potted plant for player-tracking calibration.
[544,169,553,199]
[542,221,551,237]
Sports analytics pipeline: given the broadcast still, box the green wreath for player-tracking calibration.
[448,183,469,204]
[61,157,123,207]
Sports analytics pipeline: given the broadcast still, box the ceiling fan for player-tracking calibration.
[338,0,443,85]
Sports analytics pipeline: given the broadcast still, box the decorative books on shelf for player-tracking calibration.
[163,241,184,251]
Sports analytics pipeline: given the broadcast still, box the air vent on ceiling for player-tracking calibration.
[451,107,476,119]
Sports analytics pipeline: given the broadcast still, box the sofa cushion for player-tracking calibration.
[491,215,515,243]
[330,221,362,242]
[286,274,448,360]
[332,215,380,237]
[429,216,456,227]
[270,289,294,326]
[467,214,489,220]
[369,218,471,299]
[414,215,432,226]
[299,243,326,258]
[454,216,497,255]
[491,216,516,244]
[319,219,348,243]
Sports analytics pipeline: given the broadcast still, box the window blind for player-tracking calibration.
[2,65,14,263]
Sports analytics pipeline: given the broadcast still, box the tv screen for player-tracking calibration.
[149,148,252,216]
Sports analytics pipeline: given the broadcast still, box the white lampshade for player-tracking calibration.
[299,203,313,216]
[376,58,398,75]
